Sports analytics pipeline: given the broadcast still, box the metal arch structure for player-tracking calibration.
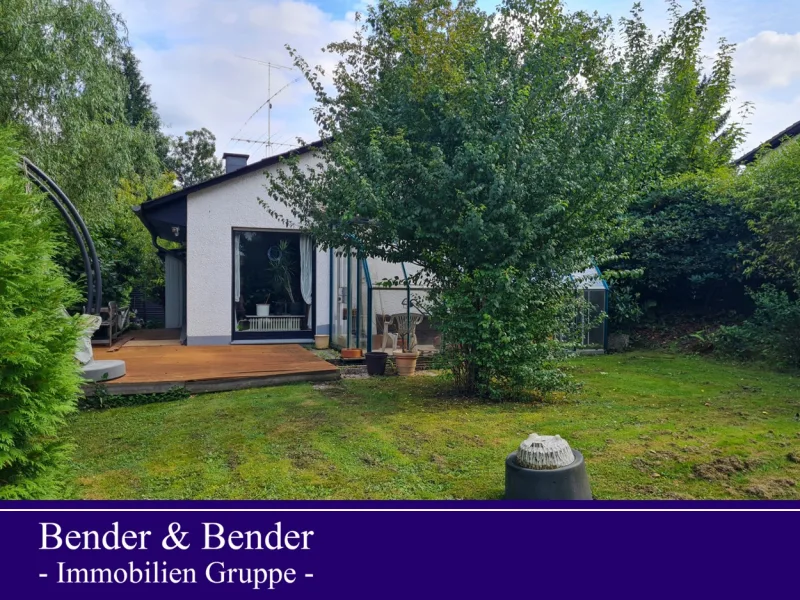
[21,158,103,315]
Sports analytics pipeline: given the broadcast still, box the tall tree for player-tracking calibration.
[121,47,169,162]
[658,0,747,176]
[602,0,750,323]
[0,0,162,212]
[166,128,224,187]
[266,0,687,397]
[0,0,167,305]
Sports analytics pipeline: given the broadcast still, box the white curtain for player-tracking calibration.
[234,232,241,302]
[300,235,313,327]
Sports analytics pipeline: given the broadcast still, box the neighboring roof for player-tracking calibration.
[138,139,325,211]
[734,119,800,166]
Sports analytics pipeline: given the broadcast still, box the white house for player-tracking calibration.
[135,142,607,352]
[134,143,434,351]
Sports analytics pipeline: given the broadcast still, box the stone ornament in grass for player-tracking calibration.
[516,433,575,470]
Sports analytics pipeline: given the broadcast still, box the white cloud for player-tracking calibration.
[110,1,800,160]
[730,30,800,155]
[728,90,800,158]
[735,31,800,89]
[109,0,359,158]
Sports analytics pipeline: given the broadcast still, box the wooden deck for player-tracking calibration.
[90,344,339,395]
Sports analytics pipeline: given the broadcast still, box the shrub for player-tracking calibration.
[430,268,582,399]
[608,170,753,321]
[715,286,800,369]
[0,128,83,499]
[735,138,800,291]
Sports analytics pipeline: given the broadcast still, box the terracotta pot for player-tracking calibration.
[314,334,330,349]
[395,351,419,376]
[341,348,363,359]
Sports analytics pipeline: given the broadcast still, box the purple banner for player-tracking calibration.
[0,501,795,597]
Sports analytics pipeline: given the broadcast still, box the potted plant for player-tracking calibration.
[256,293,271,317]
[395,335,419,376]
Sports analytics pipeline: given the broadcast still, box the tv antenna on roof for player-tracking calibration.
[231,56,297,158]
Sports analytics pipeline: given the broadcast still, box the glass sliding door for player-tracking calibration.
[232,230,314,341]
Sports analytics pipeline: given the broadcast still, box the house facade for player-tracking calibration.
[135,143,607,352]
[135,145,331,346]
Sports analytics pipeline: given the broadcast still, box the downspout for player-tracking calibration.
[329,248,334,340]
[604,287,609,351]
[401,262,410,351]
[356,257,362,349]
[346,248,352,348]
[363,258,373,353]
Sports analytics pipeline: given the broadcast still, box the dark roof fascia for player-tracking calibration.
[139,139,326,211]
[132,204,183,260]
[734,119,800,165]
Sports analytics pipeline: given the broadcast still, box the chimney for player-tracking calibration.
[222,153,249,174]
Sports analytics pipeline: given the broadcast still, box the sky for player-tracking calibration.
[109,0,800,161]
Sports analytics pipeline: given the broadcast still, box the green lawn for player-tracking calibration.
[65,351,800,500]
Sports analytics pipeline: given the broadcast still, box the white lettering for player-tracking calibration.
[41,523,62,550]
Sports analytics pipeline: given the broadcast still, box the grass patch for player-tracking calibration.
[64,351,800,500]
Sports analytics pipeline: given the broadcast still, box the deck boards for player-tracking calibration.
[91,344,339,395]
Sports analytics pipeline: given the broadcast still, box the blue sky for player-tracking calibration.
[109,0,800,159]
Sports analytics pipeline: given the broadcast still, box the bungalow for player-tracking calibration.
[134,143,607,352]
[134,143,431,351]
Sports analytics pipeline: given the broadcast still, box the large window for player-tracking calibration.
[232,230,314,340]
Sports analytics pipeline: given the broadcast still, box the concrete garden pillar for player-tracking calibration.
[504,434,592,500]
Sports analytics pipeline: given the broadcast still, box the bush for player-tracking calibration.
[0,128,83,499]
[430,268,582,399]
[608,170,753,321]
[735,138,800,290]
[715,286,800,369]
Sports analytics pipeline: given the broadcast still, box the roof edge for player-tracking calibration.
[138,139,326,211]
[735,119,800,166]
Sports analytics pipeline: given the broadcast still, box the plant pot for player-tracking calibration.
[289,301,304,315]
[256,304,270,317]
[341,348,363,359]
[372,334,385,350]
[395,351,419,376]
[314,334,330,349]
[273,301,287,315]
[365,352,388,376]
